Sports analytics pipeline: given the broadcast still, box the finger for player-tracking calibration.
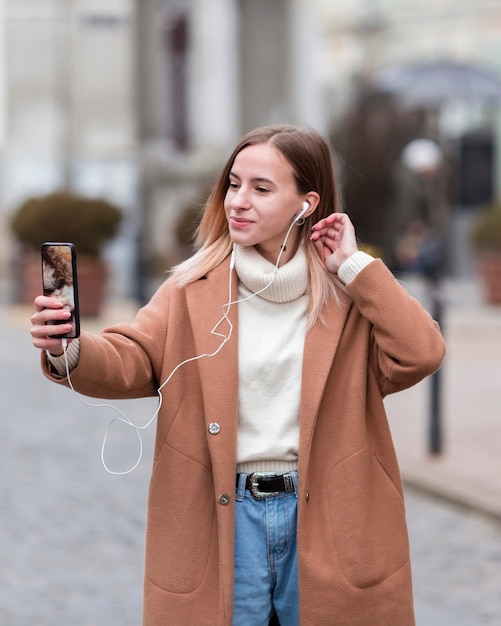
[31,318,72,338]
[312,227,342,248]
[34,295,67,312]
[311,220,345,241]
[312,218,334,233]
[31,306,71,327]
[312,212,347,228]
[32,333,72,353]
[31,324,72,344]
[311,225,339,241]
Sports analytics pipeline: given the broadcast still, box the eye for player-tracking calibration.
[228,181,239,190]
[256,186,270,194]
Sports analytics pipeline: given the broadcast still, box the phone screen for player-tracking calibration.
[41,242,80,338]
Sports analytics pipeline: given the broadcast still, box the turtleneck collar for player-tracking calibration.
[233,244,309,303]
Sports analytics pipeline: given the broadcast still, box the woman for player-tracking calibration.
[31,124,446,625]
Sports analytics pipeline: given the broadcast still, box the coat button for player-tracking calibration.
[218,493,230,506]
[305,491,310,503]
[208,422,221,435]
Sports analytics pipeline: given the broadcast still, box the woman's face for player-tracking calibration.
[224,143,304,264]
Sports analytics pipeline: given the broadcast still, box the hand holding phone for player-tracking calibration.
[41,242,80,338]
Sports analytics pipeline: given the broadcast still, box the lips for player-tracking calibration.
[230,216,253,228]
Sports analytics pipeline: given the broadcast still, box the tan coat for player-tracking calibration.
[43,258,445,625]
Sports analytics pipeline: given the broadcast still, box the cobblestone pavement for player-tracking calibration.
[407,487,501,626]
[2,303,501,625]
[1,305,155,626]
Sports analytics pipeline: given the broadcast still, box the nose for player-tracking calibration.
[230,186,252,210]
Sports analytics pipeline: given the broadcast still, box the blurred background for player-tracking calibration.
[1,1,501,625]
[1,0,501,304]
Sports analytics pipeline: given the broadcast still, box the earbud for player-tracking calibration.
[294,201,309,222]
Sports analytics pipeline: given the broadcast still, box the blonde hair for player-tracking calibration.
[172,124,344,327]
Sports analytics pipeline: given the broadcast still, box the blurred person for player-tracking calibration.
[394,219,444,282]
[30,124,445,625]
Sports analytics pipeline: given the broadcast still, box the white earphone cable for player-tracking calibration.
[62,211,303,474]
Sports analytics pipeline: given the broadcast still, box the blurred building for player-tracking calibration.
[134,0,325,297]
[0,0,138,299]
[0,0,326,300]
[1,0,501,300]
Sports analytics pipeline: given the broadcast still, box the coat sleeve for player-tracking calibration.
[344,259,446,396]
[41,279,176,399]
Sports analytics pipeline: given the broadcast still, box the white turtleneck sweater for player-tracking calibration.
[233,246,374,474]
[233,245,310,474]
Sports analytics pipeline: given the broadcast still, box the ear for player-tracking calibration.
[303,192,320,218]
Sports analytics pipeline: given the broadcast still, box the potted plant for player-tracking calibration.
[11,189,122,315]
[470,201,501,304]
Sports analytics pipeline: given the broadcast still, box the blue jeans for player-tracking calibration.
[233,472,299,626]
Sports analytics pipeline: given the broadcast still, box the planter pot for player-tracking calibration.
[477,252,501,304]
[18,248,108,317]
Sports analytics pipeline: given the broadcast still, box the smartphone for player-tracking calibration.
[41,242,80,338]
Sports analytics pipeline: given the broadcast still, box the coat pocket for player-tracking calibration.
[145,443,217,594]
[327,448,409,589]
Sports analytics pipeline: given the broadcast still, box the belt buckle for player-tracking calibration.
[249,472,279,500]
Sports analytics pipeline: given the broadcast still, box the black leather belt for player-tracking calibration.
[236,472,295,499]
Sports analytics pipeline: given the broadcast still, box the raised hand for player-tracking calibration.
[310,212,359,274]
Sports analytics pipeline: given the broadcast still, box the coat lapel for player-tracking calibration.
[299,288,353,463]
[185,258,239,469]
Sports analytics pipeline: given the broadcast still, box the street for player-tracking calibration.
[408,487,501,626]
[1,303,501,625]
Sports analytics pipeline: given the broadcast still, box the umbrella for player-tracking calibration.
[375,59,501,107]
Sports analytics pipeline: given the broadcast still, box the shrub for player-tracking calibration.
[11,190,123,256]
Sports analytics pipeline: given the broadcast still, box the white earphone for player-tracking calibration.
[294,201,310,222]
